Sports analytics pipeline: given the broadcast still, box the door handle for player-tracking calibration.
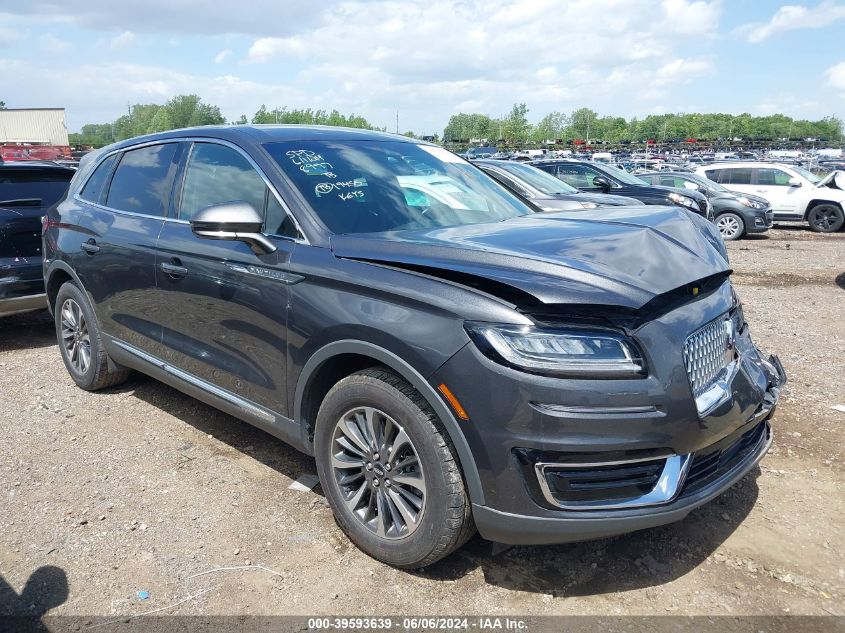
[80,240,100,254]
[160,261,188,277]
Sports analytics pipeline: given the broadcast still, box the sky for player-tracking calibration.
[1,0,845,135]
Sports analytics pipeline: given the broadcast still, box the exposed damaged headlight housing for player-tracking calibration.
[667,192,698,210]
[466,323,646,378]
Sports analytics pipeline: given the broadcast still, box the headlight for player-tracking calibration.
[737,196,754,208]
[667,192,697,210]
[579,201,599,209]
[466,322,646,378]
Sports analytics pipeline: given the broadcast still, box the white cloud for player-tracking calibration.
[214,49,232,64]
[826,61,845,94]
[109,30,136,49]
[38,33,71,53]
[737,1,845,43]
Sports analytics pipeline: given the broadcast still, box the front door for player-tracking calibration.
[752,167,805,219]
[154,141,299,419]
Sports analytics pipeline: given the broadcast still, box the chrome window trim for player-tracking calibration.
[534,453,693,511]
[73,136,309,245]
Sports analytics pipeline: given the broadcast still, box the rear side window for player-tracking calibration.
[707,168,751,185]
[106,143,179,216]
[79,154,118,204]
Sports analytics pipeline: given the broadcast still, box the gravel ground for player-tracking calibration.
[0,225,843,620]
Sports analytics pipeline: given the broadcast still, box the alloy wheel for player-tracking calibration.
[60,298,91,375]
[330,407,426,539]
[810,207,839,231]
[716,215,741,239]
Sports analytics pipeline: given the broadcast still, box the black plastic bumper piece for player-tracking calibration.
[473,421,772,545]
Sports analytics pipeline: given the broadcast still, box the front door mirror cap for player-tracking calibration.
[190,202,277,254]
[787,177,802,187]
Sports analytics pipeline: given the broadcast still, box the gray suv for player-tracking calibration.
[44,126,786,568]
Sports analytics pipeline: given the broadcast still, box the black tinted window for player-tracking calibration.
[106,144,178,215]
[708,168,751,185]
[265,194,300,238]
[180,143,266,220]
[0,168,72,208]
[80,154,117,204]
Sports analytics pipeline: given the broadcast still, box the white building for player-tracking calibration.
[0,108,70,146]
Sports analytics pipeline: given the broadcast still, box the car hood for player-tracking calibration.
[722,191,770,206]
[566,192,645,206]
[331,206,730,309]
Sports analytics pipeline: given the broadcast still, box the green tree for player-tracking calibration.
[0,101,6,109]
[502,103,531,143]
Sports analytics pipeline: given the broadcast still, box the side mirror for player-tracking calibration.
[592,175,611,191]
[683,181,699,191]
[190,202,277,255]
[787,177,802,187]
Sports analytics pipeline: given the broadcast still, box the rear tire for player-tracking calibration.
[54,282,130,391]
[314,368,474,568]
[807,204,844,233]
[715,212,745,240]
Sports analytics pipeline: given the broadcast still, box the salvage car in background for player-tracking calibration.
[476,159,644,211]
[1,161,75,316]
[45,126,785,568]
[697,162,845,232]
[638,171,772,240]
[530,158,713,220]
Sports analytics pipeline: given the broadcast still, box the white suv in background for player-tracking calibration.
[695,162,845,233]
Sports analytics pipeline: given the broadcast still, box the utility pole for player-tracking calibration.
[396,111,399,134]
[127,102,131,116]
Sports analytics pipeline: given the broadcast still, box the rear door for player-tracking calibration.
[72,142,183,357]
[155,140,299,418]
[752,167,804,219]
[704,167,754,197]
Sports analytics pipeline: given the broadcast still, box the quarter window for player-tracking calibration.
[106,144,179,216]
[80,154,118,204]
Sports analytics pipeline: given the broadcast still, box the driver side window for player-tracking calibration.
[180,142,300,238]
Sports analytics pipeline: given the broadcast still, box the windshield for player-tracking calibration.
[791,165,821,184]
[0,169,72,208]
[263,141,534,234]
[494,162,579,195]
[604,165,649,186]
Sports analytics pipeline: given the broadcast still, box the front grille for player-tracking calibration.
[542,459,666,505]
[683,316,731,396]
[681,421,768,495]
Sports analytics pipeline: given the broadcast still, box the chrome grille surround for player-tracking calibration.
[683,315,733,397]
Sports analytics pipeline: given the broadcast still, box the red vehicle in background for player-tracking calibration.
[0,144,72,162]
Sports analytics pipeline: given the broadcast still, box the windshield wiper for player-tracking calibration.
[0,198,42,207]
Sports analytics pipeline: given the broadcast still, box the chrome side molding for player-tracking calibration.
[111,340,277,423]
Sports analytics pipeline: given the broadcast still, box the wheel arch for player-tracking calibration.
[294,339,485,505]
[45,261,86,316]
[803,198,843,220]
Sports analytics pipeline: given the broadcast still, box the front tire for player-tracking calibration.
[55,282,130,391]
[807,204,844,233]
[715,212,745,240]
[314,368,474,568]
